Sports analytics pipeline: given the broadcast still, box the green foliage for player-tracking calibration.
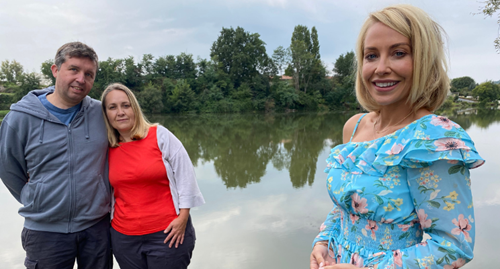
[211,26,271,88]
[272,46,291,76]
[170,80,196,112]
[478,0,500,52]
[0,94,15,110]
[472,81,500,104]
[16,72,41,101]
[138,82,164,113]
[40,59,55,86]
[274,81,298,108]
[0,60,24,84]
[333,51,355,82]
[450,76,476,95]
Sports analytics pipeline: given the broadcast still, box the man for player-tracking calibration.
[0,42,112,269]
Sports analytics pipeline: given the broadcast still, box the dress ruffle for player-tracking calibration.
[325,115,485,177]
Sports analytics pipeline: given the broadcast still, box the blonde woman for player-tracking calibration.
[310,5,484,269]
[101,83,204,269]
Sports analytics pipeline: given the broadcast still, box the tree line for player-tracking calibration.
[1,25,499,113]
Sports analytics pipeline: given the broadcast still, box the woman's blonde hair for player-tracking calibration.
[355,4,449,112]
[101,83,155,147]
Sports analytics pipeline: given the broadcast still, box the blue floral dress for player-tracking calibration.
[313,114,484,269]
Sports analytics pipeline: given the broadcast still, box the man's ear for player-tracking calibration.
[51,64,58,79]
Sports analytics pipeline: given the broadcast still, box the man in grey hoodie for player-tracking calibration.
[0,42,112,269]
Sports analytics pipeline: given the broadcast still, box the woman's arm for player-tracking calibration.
[311,206,342,269]
[157,125,205,211]
[374,160,475,268]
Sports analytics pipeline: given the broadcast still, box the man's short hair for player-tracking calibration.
[54,42,99,71]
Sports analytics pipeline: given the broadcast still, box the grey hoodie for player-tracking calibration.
[0,87,111,233]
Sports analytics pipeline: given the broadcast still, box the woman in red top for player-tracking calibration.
[101,83,205,269]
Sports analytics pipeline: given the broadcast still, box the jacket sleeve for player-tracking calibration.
[157,125,205,211]
[0,117,29,203]
[373,160,475,268]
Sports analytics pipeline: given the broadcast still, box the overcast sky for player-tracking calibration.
[0,0,498,83]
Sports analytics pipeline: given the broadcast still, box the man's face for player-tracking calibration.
[51,57,97,108]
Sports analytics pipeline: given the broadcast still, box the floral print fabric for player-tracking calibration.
[314,114,484,268]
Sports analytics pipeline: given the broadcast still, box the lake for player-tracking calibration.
[0,110,498,268]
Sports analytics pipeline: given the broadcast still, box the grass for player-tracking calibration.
[0,110,8,117]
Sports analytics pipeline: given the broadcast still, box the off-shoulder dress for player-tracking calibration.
[313,114,484,268]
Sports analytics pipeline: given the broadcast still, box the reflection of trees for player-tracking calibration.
[448,109,500,130]
[149,112,351,189]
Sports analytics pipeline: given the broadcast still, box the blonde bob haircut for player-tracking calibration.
[101,83,155,147]
[355,4,449,112]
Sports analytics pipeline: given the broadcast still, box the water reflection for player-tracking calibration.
[445,108,500,130]
[0,110,498,269]
[149,113,350,189]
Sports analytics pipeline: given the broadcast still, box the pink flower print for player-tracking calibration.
[393,250,403,267]
[347,154,356,162]
[398,224,411,232]
[452,214,472,242]
[319,223,326,232]
[381,217,394,224]
[336,244,342,264]
[351,193,368,214]
[359,160,367,166]
[443,258,466,269]
[337,154,345,164]
[365,220,379,238]
[434,138,468,151]
[417,209,432,229]
[350,213,359,224]
[349,252,364,267]
[385,143,404,155]
[430,116,460,130]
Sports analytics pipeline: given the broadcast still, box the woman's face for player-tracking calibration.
[362,22,413,108]
[104,90,136,137]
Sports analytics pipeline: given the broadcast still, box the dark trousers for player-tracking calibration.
[21,215,113,269]
[110,216,196,269]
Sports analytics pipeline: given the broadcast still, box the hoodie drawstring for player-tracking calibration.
[39,120,45,143]
[84,109,89,140]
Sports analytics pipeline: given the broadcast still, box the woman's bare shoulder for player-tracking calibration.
[343,113,369,143]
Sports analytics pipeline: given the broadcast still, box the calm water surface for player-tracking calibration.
[0,110,498,268]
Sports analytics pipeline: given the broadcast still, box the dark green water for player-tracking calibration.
[1,110,499,268]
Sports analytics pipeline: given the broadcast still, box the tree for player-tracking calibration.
[210,26,271,88]
[0,60,24,84]
[472,81,500,104]
[289,25,324,93]
[272,46,291,76]
[15,72,41,101]
[450,76,476,94]
[140,54,155,83]
[138,82,163,113]
[41,59,56,86]
[274,81,298,108]
[333,51,355,83]
[170,80,196,112]
[123,56,142,89]
[478,0,500,52]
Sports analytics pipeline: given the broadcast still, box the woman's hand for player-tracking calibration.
[164,208,190,248]
[310,243,336,269]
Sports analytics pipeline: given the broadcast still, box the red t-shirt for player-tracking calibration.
[109,126,177,235]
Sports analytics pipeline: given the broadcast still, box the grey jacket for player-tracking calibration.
[0,87,111,233]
